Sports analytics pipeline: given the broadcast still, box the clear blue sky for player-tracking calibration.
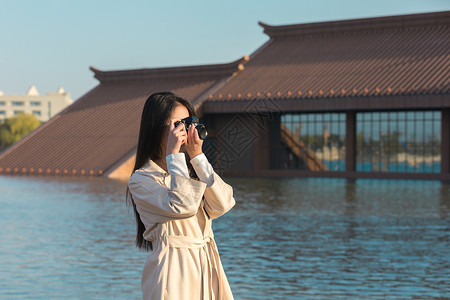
[1,0,449,99]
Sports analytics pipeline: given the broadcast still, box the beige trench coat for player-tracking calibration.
[128,159,235,300]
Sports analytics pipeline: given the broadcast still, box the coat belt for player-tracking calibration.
[167,235,223,299]
[167,235,213,249]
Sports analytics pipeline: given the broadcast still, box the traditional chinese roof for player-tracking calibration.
[1,11,448,177]
[204,11,450,113]
[0,58,247,176]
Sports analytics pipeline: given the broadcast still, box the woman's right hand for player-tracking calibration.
[166,119,187,156]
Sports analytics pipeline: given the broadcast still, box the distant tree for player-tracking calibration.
[381,131,402,155]
[0,113,41,150]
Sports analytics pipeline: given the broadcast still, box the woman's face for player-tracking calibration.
[161,104,190,153]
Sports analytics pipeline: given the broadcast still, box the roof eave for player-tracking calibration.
[259,10,450,39]
[89,56,250,84]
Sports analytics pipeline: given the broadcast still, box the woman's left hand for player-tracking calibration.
[185,124,203,158]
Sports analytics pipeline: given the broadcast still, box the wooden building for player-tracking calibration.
[0,11,448,180]
[0,58,249,179]
[201,10,449,180]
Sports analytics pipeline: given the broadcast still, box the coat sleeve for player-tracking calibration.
[190,153,214,187]
[128,172,207,223]
[202,171,236,220]
[190,153,236,219]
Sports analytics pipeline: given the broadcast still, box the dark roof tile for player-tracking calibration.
[0,59,246,176]
[207,11,450,106]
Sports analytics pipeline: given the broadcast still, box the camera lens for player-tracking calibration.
[196,125,207,140]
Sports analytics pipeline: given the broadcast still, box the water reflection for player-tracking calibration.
[1,175,449,299]
[439,182,450,219]
[220,177,449,299]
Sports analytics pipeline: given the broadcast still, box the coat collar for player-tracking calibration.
[139,159,169,176]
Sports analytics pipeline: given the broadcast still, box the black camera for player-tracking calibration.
[174,116,208,140]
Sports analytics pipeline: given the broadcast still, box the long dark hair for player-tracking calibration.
[126,91,198,251]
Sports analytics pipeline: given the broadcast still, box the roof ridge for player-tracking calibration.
[259,11,449,39]
[90,56,250,83]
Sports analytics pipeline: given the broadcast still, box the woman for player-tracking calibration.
[127,92,235,300]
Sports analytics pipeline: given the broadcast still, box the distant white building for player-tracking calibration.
[0,85,73,122]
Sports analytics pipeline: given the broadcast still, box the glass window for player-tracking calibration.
[331,113,338,122]
[285,114,292,123]
[316,114,323,122]
[12,101,24,106]
[373,112,380,121]
[356,111,441,173]
[0,101,5,106]
[280,112,346,171]
[0,111,5,115]
[30,101,41,106]
[32,110,41,116]
[14,110,24,115]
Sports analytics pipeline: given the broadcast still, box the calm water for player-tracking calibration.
[0,175,449,299]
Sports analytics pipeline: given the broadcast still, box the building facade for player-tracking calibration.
[0,60,248,177]
[0,11,448,180]
[0,85,73,122]
[200,11,449,180]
